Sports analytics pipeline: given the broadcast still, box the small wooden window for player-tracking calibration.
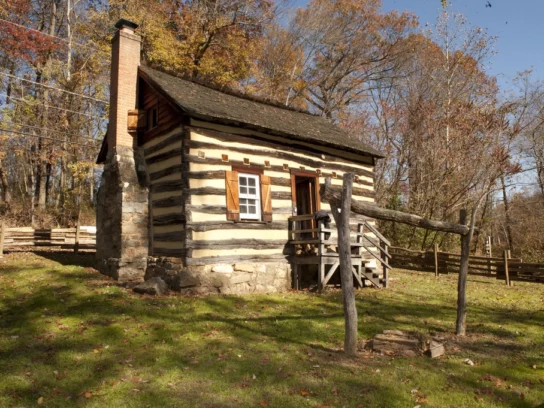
[147,104,158,130]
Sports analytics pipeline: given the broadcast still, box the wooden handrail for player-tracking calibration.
[288,214,316,222]
[362,236,392,259]
[361,221,391,247]
[361,242,392,269]
[291,228,333,234]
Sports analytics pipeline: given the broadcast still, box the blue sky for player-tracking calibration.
[291,0,544,89]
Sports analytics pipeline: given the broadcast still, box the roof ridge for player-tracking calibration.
[141,62,318,117]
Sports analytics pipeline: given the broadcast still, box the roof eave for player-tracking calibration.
[186,110,385,159]
[138,66,386,159]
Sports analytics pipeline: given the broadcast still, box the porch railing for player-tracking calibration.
[287,214,391,288]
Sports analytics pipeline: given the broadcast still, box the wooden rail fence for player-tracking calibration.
[0,221,96,257]
[390,246,543,284]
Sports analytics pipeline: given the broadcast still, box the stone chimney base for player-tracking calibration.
[96,146,149,282]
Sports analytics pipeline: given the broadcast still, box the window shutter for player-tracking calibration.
[260,174,273,222]
[225,170,240,221]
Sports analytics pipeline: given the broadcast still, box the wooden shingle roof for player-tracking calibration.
[139,65,384,158]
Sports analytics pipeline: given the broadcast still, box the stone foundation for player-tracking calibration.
[145,258,292,295]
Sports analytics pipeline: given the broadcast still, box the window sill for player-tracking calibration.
[234,220,269,224]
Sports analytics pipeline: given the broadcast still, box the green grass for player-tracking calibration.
[0,252,543,408]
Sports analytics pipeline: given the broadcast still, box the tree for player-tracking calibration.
[106,0,274,87]
[0,0,108,226]
[253,0,417,118]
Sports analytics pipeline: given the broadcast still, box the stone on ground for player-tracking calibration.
[133,277,168,295]
[428,340,445,358]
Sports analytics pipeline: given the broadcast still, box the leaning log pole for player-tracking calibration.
[320,183,471,236]
[322,179,476,337]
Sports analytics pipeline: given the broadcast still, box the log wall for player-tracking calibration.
[184,120,376,265]
[142,126,185,257]
[141,118,378,265]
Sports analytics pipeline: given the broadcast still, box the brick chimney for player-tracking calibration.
[108,19,140,150]
[96,19,149,282]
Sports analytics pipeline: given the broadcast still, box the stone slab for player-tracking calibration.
[133,277,168,295]
[429,341,445,358]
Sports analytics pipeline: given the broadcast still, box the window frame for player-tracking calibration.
[225,167,272,223]
[147,104,159,131]
[238,172,261,220]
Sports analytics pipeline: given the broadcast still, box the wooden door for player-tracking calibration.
[291,173,320,235]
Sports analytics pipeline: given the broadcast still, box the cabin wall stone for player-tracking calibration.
[145,257,291,295]
[96,146,149,282]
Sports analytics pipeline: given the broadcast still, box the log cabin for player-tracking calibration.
[95,20,390,294]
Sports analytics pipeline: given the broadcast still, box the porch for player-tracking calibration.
[287,214,392,290]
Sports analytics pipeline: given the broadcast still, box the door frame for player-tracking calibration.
[290,170,321,216]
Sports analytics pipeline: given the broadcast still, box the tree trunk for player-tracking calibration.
[29,157,36,226]
[500,175,514,253]
[327,176,358,356]
[0,167,10,204]
[37,0,58,211]
[45,160,53,204]
[37,161,47,210]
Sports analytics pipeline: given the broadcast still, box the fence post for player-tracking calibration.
[0,221,5,258]
[74,221,81,254]
[503,250,510,286]
[434,243,439,277]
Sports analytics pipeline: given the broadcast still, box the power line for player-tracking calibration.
[0,71,108,104]
[0,119,98,140]
[0,18,110,56]
[0,128,101,148]
[3,93,107,120]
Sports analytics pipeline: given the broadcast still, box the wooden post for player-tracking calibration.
[456,209,470,336]
[327,175,358,356]
[503,250,510,286]
[74,221,81,254]
[434,243,439,277]
[318,221,325,292]
[0,221,5,258]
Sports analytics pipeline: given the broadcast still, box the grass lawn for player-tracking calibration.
[0,252,543,408]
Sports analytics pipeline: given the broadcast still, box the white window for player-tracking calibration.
[238,173,261,220]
